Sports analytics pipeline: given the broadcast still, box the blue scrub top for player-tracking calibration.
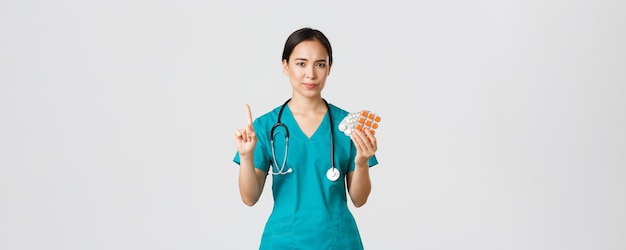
[233,102,378,250]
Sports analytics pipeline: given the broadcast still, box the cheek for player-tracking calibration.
[318,68,330,77]
[287,71,302,84]
[289,68,304,78]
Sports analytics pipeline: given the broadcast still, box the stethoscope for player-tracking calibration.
[269,98,340,182]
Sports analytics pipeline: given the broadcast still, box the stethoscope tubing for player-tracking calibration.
[269,98,338,181]
[270,123,290,175]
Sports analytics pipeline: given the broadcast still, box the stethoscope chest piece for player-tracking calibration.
[326,167,340,182]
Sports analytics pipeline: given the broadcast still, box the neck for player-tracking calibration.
[287,96,326,114]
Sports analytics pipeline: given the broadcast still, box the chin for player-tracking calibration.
[296,90,322,99]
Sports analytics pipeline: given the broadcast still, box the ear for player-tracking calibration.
[327,62,332,76]
[282,59,289,75]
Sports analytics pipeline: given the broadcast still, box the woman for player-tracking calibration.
[233,27,379,249]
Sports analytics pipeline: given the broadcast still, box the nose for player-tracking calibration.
[305,65,316,79]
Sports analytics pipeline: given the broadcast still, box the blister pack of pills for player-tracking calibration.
[338,110,381,136]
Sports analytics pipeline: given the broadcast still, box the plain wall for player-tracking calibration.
[1,0,625,249]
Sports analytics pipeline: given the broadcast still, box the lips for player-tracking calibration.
[303,83,317,89]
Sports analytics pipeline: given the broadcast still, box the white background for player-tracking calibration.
[1,0,625,249]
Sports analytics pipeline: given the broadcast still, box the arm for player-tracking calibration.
[234,104,267,206]
[238,154,267,206]
[346,130,377,208]
[346,161,371,208]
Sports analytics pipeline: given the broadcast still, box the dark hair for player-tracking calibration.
[281,27,333,64]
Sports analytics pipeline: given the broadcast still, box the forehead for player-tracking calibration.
[290,40,328,60]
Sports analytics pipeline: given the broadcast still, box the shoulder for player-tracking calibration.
[327,101,350,120]
[252,104,282,129]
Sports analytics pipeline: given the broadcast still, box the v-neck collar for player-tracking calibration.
[283,105,329,141]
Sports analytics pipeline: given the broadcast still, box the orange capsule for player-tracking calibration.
[371,123,378,129]
[375,116,381,122]
[365,120,372,126]
[361,110,368,116]
[358,117,365,123]
[355,124,362,130]
[368,113,374,119]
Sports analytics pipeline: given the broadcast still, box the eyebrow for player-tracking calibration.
[294,58,328,63]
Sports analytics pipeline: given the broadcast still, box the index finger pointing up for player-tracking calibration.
[245,104,253,125]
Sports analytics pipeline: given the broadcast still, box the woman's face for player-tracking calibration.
[283,40,331,99]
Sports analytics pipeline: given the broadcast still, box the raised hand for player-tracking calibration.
[234,104,257,157]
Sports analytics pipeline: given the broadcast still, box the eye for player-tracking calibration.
[296,62,305,67]
[316,63,327,68]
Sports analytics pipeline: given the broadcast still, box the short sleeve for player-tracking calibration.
[368,155,379,167]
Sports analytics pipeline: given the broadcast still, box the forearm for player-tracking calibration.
[347,161,371,208]
[238,155,262,206]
